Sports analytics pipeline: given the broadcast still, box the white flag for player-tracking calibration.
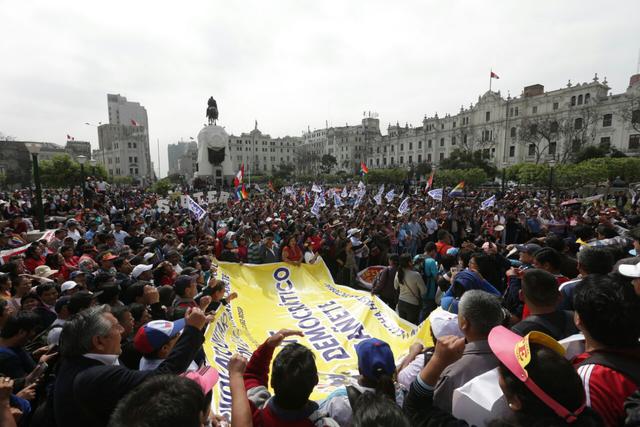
[398,197,410,215]
[311,184,323,193]
[428,188,443,201]
[334,193,343,207]
[186,195,206,221]
[318,193,326,207]
[353,194,364,209]
[385,189,395,203]
[358,181,365,189]
[377,184,385,197]
[311,197,321,218]
[341,187,348,198]
[480,195,496,210]
[374,193,382,205]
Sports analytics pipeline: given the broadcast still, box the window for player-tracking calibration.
[399,156,404,164]
[135,168,138,175]
[600,137,610,146]
[409,142,413,150]
[427,153,432,162]
[509,146,515,157]
[528,144,535,156]
[452,137,456,145]
[577,95,583,105]
[509,107,513,117]
[439,152,444,161]
[383,158,387,166]
[510,127,516,138]
[453,122,456,128]
[571,96,576,106]
[400,144,404,151]
[632,109,640,124]
[532,106,538,114]
[574,118,583,130]
[441,123,444,130]
[440,138,444,147]
[602,114,612,127]
[390,157,394,164]
[463,134,467,145]
[418,141,422,149]
[553,102,559,110]
[486,111,491,122]
[418,154,422,162]
[585,93,590,104]
[428,140,432,148]
[514,107,519,116]
[629,135,640,150]
[408,155,412,163]
[482,148,490,159]
[549,142,557,156]
[134,156,138,163]
[550,121,559,133]
[529,124,538,135]
[128,142,131,148]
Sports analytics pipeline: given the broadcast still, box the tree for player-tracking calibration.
[619,94,640,133]
[151,178,172,196]
[39,155,82,188]
[367,168,407,184]
[320,154,337,174]
[414,162,432,178]
[434,168,488,188]
[272,163,295,180]
[439,149,497,177]
[166,173,185,184]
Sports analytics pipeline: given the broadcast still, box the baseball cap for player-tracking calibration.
[54,296,72,313]
[355,338,395,379]
[61,281,79,293]
[143,252,155,261]
[429,309,464,339]
[133,319,185,354]
[142,237,157,245]
[515,243,542,255]
[69,270,86,279]
[181,365,220,394]
[488,326,586,422]
[618,261,640,278]
[132,264,153,278]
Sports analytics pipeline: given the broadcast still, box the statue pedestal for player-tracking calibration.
[196,125,234,185]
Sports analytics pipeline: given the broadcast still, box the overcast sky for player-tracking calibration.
[1,0,639,177]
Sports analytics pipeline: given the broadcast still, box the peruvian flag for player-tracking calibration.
[233,164,244,187]
[426,171,434,191]
[131,119,140,126]
[490,71,500,79]
[360,161,369,175]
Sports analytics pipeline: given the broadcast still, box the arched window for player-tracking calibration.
[578,95,583,105]
[510,127,516,137]
[585,93,590,104]
[574,118,583,130]
[571,96,576,106]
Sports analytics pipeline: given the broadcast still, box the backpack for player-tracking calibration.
[577,351,640,386]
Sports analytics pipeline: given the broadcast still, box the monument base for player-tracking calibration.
[196,124,234,186]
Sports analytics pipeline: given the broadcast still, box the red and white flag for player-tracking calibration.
[490,71,500,79]
[233,164,244,187]
[131,119,139,126]
[426,171,434,191]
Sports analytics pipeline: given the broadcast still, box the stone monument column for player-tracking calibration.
[196,125,233,185]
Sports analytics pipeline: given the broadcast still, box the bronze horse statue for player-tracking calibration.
[206,97,218,125]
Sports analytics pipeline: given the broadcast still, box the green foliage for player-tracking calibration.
[151,178,172,196]
[166,173,185,184]
[505,158,640,188]
[434,168,488,187]
[413,162,432,178]
[320,154,337,174]
[273,164,296,180]
[110,176,134,185]
[367,168,408,184]
[39,155,82,187]
[439,149,497,177]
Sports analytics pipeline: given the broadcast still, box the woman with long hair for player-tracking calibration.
[281,235,303,266]
[404,327,602,427]
[394,254,426,324]
[23,243,45,274]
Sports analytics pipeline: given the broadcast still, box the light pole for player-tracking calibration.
[77,155,87,204]
[24,143,45,231]
[90,158,97,177]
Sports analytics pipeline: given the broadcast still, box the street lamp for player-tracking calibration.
[90,158,97,177]
[24,143,45,231]
[77,155,87,203]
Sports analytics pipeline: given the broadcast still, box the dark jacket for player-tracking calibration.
[371,266,399,305]
[53,324,204,427]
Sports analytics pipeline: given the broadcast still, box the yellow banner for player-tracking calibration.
[203,260,433,419]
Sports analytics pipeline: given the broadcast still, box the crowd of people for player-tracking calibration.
[0,179,638,426]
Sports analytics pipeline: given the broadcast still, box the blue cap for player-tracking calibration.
[446,247,459,256]
[355,338,395,379]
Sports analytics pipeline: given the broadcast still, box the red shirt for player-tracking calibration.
[283,245,302,262]
[573,352,638,427]
[24,256,45,274]
[435,241,452,256]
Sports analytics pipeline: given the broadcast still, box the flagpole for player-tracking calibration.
[489,69,492,92]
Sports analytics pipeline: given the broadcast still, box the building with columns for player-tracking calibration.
[366,73,640,170]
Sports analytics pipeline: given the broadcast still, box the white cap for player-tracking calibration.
[142,237,157,245]
[143,252,155,261]
[347,228,361,238]
[429,309,464,339]
[61,281,79,293]
[132,264,154,279]
[618,261,640,278]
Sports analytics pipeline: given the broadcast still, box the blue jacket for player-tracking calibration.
[441,270,501,313]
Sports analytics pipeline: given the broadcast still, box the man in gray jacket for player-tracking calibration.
[433,290,504,413]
